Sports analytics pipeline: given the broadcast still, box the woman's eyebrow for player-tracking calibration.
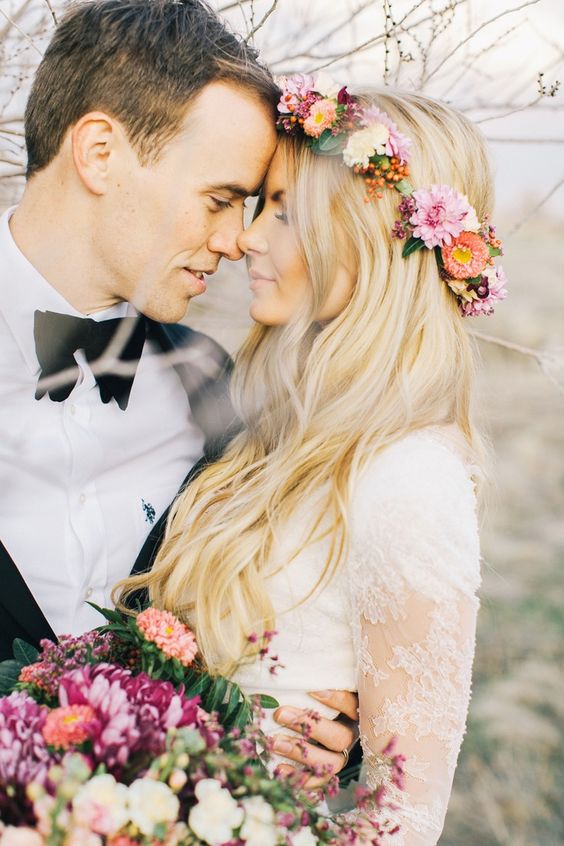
[271,189,286,202]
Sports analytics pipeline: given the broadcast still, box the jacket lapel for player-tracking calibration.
[0,539,56,660]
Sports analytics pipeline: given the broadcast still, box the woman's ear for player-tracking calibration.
[70,111,118,196]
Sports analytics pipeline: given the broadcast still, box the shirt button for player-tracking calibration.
[70,404,76,416]
[85,587,93,599]
[79,493,86,504]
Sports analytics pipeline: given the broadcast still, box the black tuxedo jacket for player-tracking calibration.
[0,321,239,661]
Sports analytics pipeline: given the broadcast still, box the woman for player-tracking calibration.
[120,80,507,844]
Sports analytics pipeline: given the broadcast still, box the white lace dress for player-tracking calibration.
[233,427,481,845]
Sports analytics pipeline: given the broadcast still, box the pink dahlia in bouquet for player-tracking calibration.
[0,607,405,844]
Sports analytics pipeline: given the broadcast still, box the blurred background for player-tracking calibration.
[1,1,563,843]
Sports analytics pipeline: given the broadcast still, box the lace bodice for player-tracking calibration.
[233,427,481,845]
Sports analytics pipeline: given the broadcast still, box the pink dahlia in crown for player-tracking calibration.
[393,182,507,317]
[136,607,198,667]
[409,184,472,249]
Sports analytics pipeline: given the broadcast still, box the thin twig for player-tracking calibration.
[218,0,253,11]
[0,7,43,57]
[245,0,278,43]
[486,137,564,144]
[423,0,541,85]
[507,177,564,236]
[0,156,25,167]
[43,0,58,26]
[476,95,543,124]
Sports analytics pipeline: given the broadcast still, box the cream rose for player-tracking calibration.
[72,774,129,836]
[240,796,278,846]
[291,827,318,846]
[343,123,389,168]
[188,779,244,846]
[0,828,45,846]
[128,779,180,836]
[313,71,341,99]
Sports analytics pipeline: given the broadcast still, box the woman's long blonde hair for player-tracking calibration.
[118,90,493,675]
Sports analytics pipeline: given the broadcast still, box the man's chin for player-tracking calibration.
[135,298,190,325]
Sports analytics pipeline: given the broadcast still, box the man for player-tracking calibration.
[0,0,357,780]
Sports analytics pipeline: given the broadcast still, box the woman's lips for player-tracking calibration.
[249,269,276,291]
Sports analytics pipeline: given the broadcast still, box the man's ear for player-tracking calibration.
[71,111,121,196]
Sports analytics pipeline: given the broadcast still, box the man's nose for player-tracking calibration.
[208,218,244,262]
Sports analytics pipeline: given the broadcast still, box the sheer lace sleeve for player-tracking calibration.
[347,432,481,845]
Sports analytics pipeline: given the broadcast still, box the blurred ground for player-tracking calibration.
[186,217,564,846]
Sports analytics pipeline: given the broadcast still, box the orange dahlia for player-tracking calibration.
[42,704,96,748]
[441,231,489,280]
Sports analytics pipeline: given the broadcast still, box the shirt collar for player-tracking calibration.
[0,206,133,376]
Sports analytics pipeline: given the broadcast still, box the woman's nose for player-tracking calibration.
[237,217,269,256]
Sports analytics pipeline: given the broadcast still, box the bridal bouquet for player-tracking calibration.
[0,607,404,845]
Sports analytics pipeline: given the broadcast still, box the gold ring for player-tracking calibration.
[340,746,350,769]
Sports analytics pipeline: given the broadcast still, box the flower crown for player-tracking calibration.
[276,73,507,317]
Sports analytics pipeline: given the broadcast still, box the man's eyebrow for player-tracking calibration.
[207,182,262,198]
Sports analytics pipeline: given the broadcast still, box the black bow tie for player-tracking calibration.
[33,310,147,411]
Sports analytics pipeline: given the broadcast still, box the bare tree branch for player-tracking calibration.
[0,6,43,56]
[245,0,278,43]
[507,176,564,236]
[423,0,541,85]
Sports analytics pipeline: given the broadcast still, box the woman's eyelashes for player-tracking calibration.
[275,209,288,224]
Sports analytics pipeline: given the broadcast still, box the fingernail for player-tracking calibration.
[309,690,332,699]
[273,736,294,754]
[275,707,299,723]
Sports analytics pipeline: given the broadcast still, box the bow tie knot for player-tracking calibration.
[34,310,147,411]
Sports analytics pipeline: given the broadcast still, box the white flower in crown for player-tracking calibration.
[188,779,244,846]
[343,122,390,168]
[313,71,342,99]
[461,205,481,232]
[128,779,180,836]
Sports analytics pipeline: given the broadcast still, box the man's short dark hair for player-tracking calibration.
[24,0,279,177]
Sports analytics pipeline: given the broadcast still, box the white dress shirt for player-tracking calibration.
[0,207,205,636]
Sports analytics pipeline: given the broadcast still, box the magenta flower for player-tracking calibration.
[459,265,508,317]
[0,692,54,825]
[57,663,202,773]
[362,106,412,164]
[18,632,118,700]
[0,692,52,788]
[410,185,472,248]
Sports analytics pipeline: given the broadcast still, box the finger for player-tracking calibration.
[273,764,328,794]
[273,706,354,752]
[309,689,359,720]
[271,733,345,775]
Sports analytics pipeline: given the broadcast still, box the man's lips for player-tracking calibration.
[182,268,214,295]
